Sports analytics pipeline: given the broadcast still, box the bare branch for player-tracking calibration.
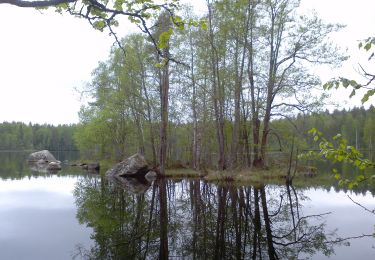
[347,195,375,214]
[358,64,375,87]
[325,234,374,244]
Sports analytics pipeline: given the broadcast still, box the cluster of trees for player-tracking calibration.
[0,122,77,151]
[75,0,345,170]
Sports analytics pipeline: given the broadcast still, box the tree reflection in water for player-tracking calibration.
[73,177,344,259]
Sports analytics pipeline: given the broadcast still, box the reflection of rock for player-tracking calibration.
[29,162,61,173]
[28,150,59,163]
[106,153,148,177]
[111,176,151,194]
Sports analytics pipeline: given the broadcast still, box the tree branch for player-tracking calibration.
[347,195,375,214]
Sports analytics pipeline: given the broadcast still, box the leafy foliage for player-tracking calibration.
[300,128,375,189]
[324,37,375,104]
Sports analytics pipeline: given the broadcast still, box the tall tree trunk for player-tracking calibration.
[158,14,171,173]
[230,1,251,169]
[142,81,157,165]
[138,49,157,165]
[159,62,169,172]
[130,83,145,155]
[230,42,242,169]
[189,27,200,170]
[207,1,226,170]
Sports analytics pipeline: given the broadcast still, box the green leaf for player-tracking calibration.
[350,80,358,87]
[364,43,372,51]
[361,89,375,103]
[158,28,174,49]
[308,128,317,135]
[200,19,207,30]
[356,175,365,182]
[342,79,349,88]
[93,20,106,31]
[114,0,123,11]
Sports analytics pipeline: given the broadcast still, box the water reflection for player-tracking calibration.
[73,177,359,259]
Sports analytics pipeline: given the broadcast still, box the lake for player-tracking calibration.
[0,152,374,259]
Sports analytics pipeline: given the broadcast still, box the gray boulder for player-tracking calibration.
[28,150,62,173]
[106,153,148,177]
[28,150,58,163]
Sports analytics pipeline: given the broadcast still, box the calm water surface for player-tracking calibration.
[0,152,374,259]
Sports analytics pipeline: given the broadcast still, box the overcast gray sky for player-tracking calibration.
[0,0,374,125]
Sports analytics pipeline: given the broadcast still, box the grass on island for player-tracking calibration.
[70,158,336,187]
[163,165,337,187]
[164,168,201,178]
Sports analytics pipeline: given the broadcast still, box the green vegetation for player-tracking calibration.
[0,122,77,151]
[270,106,375,155]
[73,0,345,171]
[4,0,374,188]
[324,36,375,104]
[302,37,375,188]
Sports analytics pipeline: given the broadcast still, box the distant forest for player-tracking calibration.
[0,122,77,151]
[271,106,375,153]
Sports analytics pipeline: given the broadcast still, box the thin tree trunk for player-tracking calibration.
[207,1,226,170]
[189,28,200,170]
[138,51,157,165]
[158,14,171,173]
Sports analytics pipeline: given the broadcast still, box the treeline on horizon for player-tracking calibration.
[271,106,375,152]
[0,122,77,151]
[1,106,373,164]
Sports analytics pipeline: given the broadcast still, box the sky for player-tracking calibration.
[0,0,374,125]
